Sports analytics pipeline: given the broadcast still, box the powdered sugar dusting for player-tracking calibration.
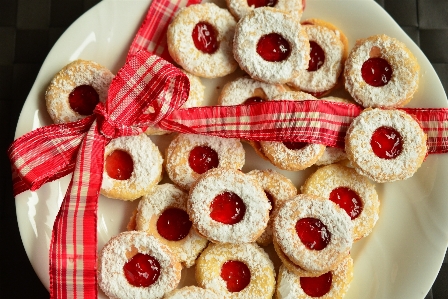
[188,168,270,243]
[165,286,219,299]
[226,0,304,20]
[98,231,181,299]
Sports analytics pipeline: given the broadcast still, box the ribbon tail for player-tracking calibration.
[49,120,107,299]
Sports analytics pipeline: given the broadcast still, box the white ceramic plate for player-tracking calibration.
[15,0,448,298]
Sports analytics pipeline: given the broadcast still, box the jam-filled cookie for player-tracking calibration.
[247,169,297,246]
[258,91,326,170]
[165,134,245,190]
[226,0,305,20]
[301,163,380,240]
[135,184,208,267]
[101,134,163,201]
[45,59,114,124]
[344,34,420,108]
[289,20,347,98]
[164,286,219,299]
[188,168,271,243]
[167,3,237,78]
[98,231,181,299]
[145,70,205,135]
[273,194,353,274]
[345,108,427,182]
[233,7,310,84]
[276,255,353,299]
[196,242,275,299]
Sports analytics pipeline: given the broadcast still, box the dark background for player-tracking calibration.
[1,0,447,298]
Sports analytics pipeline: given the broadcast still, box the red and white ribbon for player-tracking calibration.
[7,0,448,298]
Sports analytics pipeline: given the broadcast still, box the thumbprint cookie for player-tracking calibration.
[145,70,205,135]
[258,91,326,171]
[45,59,114,124]
[301,163,380,240]
[233,7,310,84]
[165,134,245,190]
[195,242,276,299]
[344,34,420,108]
[273,194,353,274]
[101,134,163,201]
[345,108,427,182]
[167,3,237,78]
[276,255,353,299]
[98,231,181,299]
[247,169,297,246]
[187,168,271,243]
[226,0,304,20]
[135,184,208,268]
[164,286,219,299]
[289,20,347,98]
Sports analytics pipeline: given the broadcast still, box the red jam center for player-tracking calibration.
[256,33,291,62]
[210,192,246,225]
[105,150,133,180]
[247,0,278,8]
[244,96,265,104]
[361,57,392,87]
[296,217,331,250]
[188,146,219,174]
[156,208,192,241]
[329,187,363,220]
[307,41,325,71]
[68,85,99,116]
[283,141,308,150]
[192,22,219,54]
[123,253,161,287]
[370,126,403,159]
[300,272,333,297]
[265,191,274,215]
[221,260,251,292]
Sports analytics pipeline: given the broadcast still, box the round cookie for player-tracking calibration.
[247,169,297,246]
[273,194,353,273]
[167,3,237,78]
[45,59,114,124]
[301,163,380,240]
[101,134,163,201]
[288,21,346,97]
[276,255,353,299]
[98,231,181,299]
[196,242,276,299]
[226,0,304,20]
[135,184,208,268]
[345,108,427,182]
[165,134,245,190]
[187,168,271,243]
[164,286,219,299]
[344,34,420,108]
[233,7,310,84]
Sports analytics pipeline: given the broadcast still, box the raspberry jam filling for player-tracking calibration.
[123,253,161,287]
[296,217,331,250]
[370,126,403,159]
[329,187,363,220]
[256,33,291,62]
[283,141,308,150]
[361,57,392,87]
[221,260,251,292]
[300,272,333,297]
[105,150,133,180]
[244,96,265,104]
[247,0,278,8]
[192,22,219,54]
[210,192,246,225]
[188,145,219,174]
[69,85,99,115]
[157,208,192,241]
[307,41,325,71]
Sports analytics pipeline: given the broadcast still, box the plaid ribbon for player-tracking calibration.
[7,0,448,298]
